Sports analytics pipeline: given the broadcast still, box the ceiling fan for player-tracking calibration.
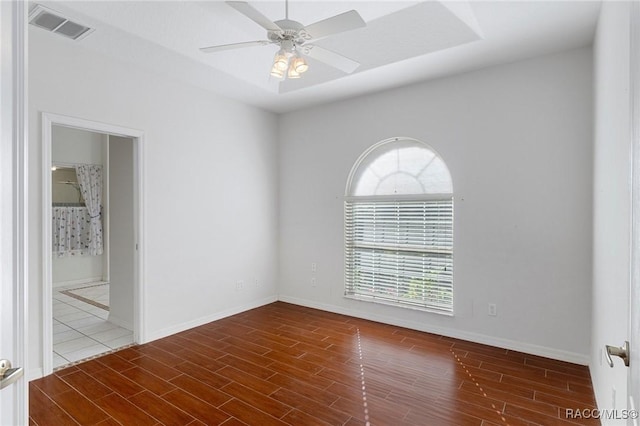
[200,1,366,80]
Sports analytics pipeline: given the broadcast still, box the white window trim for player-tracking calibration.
[344,137,454,315]
[344,193,452,203]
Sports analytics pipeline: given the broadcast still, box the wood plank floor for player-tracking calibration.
[30,302,599,425]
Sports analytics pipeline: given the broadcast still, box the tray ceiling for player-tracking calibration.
[30,1,601,113]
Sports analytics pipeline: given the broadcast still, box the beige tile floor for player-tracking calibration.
[53,283,134,369]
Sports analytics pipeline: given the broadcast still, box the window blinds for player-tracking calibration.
[344,199,453,313]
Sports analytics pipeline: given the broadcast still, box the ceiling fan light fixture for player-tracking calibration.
[292,56,308,74]
[287,66,301,79]
[270,64,285,79]
[202,1,366,83]
[273,49,289,71]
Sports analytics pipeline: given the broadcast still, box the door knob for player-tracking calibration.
[604,341,630,367]
[0,359,23,389]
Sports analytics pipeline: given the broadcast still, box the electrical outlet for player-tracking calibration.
[236,280,244,291]
[311,277,316,287]
[254,278,260,287]
[311,262,317,272]
[488,303,497,316]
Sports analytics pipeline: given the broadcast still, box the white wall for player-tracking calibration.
[51,256,103,287]
[278,47,594,363]
[108,136,134,330]
[591,2,631,417]
[52,125,104,165]
[28,29,279,377]
[51,126,105,286]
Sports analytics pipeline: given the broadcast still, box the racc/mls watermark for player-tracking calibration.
[566,408,639,420]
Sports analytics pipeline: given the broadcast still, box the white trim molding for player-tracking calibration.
[628,1,640,417]
[41,112,146,376]
[0,1,28,423]
[278,295,590,365]
[145,296,278,343]
[53,277,105,289]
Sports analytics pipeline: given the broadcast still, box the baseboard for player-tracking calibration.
[53,277,104,288]
[278,295,590,366]
[145,295,278,343]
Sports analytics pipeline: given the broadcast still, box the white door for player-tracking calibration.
[0,1,28,425]
[630,3,640,425]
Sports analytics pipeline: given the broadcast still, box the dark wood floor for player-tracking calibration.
[30,302,599,425]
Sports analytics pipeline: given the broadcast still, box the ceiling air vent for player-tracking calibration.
[29,5,94,41]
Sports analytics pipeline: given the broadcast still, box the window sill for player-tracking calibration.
[344,294,454,317]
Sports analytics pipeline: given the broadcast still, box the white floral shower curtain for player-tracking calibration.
[75,165,103,256]
[52,207,92,257]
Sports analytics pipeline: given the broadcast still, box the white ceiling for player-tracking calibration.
[32,1,601,113]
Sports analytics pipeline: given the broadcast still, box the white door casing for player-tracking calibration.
[0,0,28,424]
[41,113,146,376]
[628,3,640,425]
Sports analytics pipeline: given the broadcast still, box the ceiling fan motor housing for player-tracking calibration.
[269,19,309,48]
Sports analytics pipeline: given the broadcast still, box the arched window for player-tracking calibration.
[344,138,454,314]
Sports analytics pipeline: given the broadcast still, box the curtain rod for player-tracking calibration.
[52,161,102,167]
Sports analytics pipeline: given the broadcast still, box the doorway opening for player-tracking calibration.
[42,113,145,375]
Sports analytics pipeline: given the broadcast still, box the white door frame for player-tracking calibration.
[42,113,146,375]
[0,0,28,423]
[628,2,640,424]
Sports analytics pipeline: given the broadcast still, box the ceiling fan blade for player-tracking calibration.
[226,1,282,32]
[302,10,365,41]
[200,40,272,53]
[302,45,360,74]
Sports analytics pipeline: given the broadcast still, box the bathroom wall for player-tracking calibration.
[52,125,106,287]
[107,135,134,330]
